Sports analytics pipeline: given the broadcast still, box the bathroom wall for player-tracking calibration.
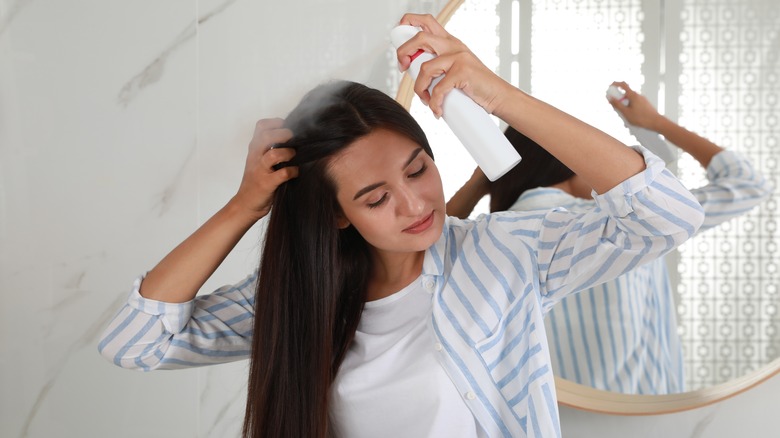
[1,0,778,437]
[558,374,780,437]
[0,0,422,436]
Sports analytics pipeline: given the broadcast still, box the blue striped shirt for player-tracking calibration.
[511,150,771,394]
[98,147,704,437]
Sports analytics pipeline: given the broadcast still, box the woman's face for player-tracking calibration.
[329,128,445,256]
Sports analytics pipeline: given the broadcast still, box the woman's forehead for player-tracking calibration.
[328,129,422,189]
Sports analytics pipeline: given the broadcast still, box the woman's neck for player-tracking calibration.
[548,174,593,200]
[366,250,425,301]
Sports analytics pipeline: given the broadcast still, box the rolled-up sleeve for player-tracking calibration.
[97,272,257,371]
[494,146,705,309]
[693,150,773,232]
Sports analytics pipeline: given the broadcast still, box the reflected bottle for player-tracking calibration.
[606,84,677,164]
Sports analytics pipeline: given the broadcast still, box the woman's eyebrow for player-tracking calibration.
[353,181,386,200]
[352,147,424,201]
[403,148,424,168]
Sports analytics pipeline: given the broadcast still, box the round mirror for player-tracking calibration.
[395,0,780,414]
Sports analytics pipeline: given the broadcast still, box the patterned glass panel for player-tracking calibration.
[674,0,780,390]
[529,0,649,146]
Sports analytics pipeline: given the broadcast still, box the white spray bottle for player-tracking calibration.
[391,25,521,181]
[606,84,677,164]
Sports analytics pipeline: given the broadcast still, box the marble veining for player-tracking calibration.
[690,407,718,438]
[62,271,87,291]
[44,289,90,338]
[117,0,239,107]
[22,291,128,437]
[204,388,244,437]
[20,379,54,438]
[153,145,196,217]
[0,0,30,36]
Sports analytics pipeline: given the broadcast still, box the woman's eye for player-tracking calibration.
[409,163,427,178]
[368,194,388,209]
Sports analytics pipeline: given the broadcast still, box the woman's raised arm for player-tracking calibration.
[140,118,297,303]
[396,13,645,195]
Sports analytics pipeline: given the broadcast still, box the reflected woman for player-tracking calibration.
[448,82,772,394]
[98,15,704,438]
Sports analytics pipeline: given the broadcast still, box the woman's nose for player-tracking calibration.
[396,185,425,216]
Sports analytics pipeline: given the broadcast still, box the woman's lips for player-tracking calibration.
[404,211,435,234]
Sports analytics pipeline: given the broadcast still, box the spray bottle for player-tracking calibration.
[391,25,521,181]
[605,84,677,164]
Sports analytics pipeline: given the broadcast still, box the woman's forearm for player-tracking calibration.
[140,198,262,303]
[446,168,489,218]
[140,118,297,303]
[652,116,724,169]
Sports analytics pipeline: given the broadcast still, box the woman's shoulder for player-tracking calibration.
[447,209,544,223]
[445,211,546,242]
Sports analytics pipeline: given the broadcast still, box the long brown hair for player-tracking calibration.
[243,81,433,438]
[488,126,575,212]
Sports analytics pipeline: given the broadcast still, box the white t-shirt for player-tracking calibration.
[329,275,484,437]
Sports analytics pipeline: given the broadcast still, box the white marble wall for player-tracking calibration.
[1,0,779,437]
[0,0,439,436]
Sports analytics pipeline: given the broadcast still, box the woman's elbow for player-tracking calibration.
[673,200,705,245]
[97,342,166,372]
[97,324,166,372]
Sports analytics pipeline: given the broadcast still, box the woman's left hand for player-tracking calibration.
[607,81,664,131]
[396,13,513,117]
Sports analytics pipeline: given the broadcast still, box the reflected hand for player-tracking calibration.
[396,13,512,117]
[446,166,490,219]
[465,166,489,196]
[607,81,664,131]
[231,118,298,221]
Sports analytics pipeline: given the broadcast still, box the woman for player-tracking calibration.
[98,14,704,438]
[448,83,771,395]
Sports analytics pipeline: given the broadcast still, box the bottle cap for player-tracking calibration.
[606,84,629,106]
[390,25,421,48]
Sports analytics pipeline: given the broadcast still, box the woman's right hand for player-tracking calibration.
[396,13,514,118]
[230,118,298,221]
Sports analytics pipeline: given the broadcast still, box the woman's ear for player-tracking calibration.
[336,215,351,229]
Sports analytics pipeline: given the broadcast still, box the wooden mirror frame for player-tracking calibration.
[394,0,780,415]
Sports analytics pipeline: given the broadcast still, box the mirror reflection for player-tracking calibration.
[404,0,779,394]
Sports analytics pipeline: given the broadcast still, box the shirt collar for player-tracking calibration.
[511,187,576,211]
[422,216,450,278]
